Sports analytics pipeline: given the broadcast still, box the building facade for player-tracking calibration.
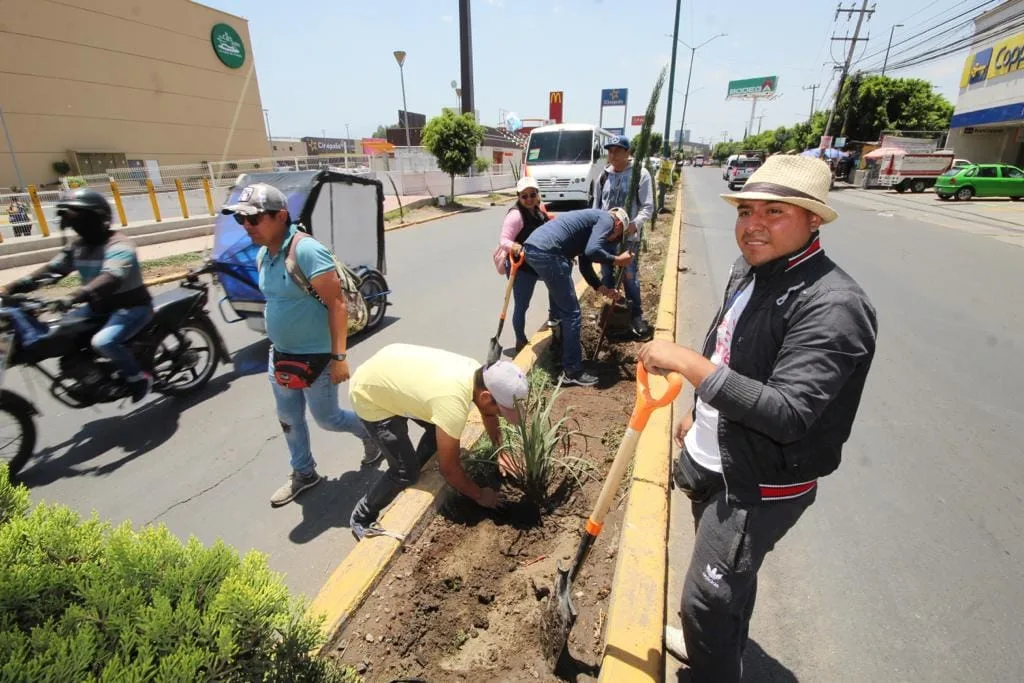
[948,0,1024,166]
[0,0,269,189]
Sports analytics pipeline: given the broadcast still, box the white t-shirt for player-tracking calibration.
[684,279,755,473]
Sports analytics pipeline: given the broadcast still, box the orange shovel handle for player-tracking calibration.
[629,362,683,431]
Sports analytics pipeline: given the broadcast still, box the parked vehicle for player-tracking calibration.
[0,274,228,479]
[208,169,391,337]
[725,152,765,190]
[523,123,615,205]
[951,158,973,170]
[693,155,705,168]
[723,154,739,180]
[934,163,1024,201]
[878,149,955,193]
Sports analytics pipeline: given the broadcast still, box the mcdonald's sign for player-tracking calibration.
[549,91,564,124]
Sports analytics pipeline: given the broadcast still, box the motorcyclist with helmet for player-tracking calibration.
[0,189,154,402]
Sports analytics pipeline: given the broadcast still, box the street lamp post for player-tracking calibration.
[262,108,273,154]
[393,50,412,148]
[882,24,904,76]
[345,123,351,168]
[668,33,727,154]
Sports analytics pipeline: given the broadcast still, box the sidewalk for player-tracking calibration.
[0,235,214,286]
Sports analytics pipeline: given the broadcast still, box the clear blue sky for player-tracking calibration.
[205,0,978,145]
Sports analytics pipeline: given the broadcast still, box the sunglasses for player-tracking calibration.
[233,211,267,226]
[519,191,539,200]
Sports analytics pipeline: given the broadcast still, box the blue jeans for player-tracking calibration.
[523,246,583,374]
[73,304,153,378]
[509,268,555,347]
[601,243,642,320]
[268,350,368,475]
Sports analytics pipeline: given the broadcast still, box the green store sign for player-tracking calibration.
[211,23,245,69]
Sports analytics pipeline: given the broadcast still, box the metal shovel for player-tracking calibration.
[487,250,525,365]
[541,361,682,668]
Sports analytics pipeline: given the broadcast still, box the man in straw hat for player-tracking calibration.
[637,155,878,681]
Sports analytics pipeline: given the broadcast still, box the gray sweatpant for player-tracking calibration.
[673,450,814,683]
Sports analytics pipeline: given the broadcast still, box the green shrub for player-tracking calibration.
[0,465,360,682]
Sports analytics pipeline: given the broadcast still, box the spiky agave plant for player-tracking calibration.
[494,370,593,505]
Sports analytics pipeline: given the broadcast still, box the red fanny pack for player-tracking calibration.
[272,350,331,389]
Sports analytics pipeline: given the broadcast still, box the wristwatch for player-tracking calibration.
[330,353,347,362]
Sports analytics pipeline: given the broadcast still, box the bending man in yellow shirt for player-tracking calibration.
[348,343,529,541]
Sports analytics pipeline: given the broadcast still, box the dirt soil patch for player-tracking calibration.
[329,199,676,682]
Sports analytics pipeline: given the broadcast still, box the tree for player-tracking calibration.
[372,125,388,139]
[649,132,664,156]
[833,74,953,141]
[420,110,485,202]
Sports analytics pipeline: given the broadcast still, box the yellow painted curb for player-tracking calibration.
[599,182,683,682]
[308,268,590,651]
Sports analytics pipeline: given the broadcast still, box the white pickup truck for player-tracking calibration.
[877,149,956,193]
[725,155,763,190]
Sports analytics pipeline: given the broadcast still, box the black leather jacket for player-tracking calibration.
[692,235,878,505]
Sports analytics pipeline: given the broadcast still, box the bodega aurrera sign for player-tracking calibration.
[211,23,245,69]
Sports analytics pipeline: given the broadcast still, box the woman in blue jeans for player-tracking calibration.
[493,176,556,353]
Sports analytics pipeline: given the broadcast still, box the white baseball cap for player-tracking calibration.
[483,360,529,424]
[516,176,540,194]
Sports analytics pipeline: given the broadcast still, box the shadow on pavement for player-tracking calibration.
[19,372,235,487]
[288,464,384,544]
[671,639,799,682]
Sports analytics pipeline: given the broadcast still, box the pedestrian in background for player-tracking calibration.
[221,183,381,508]
[592,135,654,338]
[639,156,878,682]
[492,176,555,354]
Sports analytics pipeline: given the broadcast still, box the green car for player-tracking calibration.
[935,163,1024,201]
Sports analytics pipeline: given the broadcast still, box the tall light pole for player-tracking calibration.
[0,107,25,190]
[669,33,727,151]
[262,108,273,147]
[393,50,412,147]
[663,0,682,158]
[345,123,351,168]
[881,24,904,76]
[458,0,475,117]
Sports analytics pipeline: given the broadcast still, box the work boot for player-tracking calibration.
[631,318,653,340]
[361,438,384,467]
[559,370,599,388]
[128,372,153,403]
[664,625,689,663]
[270,469,323,507]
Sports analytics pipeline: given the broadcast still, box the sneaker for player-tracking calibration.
[361,438,384,467]
[351,520,405,542]
[270,469,323,507]
[559,370,599,387]
[664,625,689,663]
[631,318,653,340]
[128,372,153,403]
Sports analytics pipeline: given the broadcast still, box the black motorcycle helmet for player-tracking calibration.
[56,189,113,245]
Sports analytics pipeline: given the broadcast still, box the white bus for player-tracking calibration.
[524,123,615,205]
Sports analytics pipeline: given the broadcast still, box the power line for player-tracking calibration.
[869,13,1024,73]
[855,0,1000,68]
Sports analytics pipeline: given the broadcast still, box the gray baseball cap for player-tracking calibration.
[221,183,288,216]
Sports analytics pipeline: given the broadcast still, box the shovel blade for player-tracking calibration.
[541,562,578,669]
[486,337,503,365]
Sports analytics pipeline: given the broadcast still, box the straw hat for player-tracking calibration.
[720,155,839,224]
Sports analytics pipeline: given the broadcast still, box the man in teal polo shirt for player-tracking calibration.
[222,183,381,507]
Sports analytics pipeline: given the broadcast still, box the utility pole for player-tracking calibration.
[881,23,904,76]
[458,0,475,118]
[756,111,767,135]
[802,84,820,123]
[821,0,874,146]
[663,0,682,158]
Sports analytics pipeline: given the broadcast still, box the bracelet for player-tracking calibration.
[330,353,347,362]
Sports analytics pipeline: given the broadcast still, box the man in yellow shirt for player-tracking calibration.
[348,344,529,541]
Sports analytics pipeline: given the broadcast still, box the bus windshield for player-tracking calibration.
[527,130,594,164]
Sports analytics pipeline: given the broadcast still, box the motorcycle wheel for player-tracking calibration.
[0,391,37,482]
[152,316,220,397]
[359,271,388,332]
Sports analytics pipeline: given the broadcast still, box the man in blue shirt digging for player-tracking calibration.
[522,207,633,387]
[221,183,381,508]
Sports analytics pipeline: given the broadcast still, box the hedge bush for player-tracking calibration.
[0,465,360,682]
